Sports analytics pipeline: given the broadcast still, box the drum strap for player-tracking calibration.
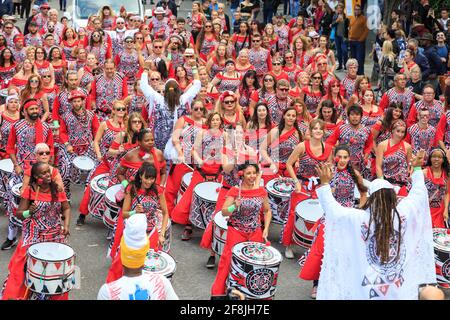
[196,165,222,181]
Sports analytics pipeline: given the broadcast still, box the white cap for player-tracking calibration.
[154,7,165,15]
[116,17,125,23]
[369,178,394,195]
[6,94,19,104]
[308,31,320,38]
[123,214,148,249]
[32,5,40,10]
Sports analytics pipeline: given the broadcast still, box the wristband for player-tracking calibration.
[53,120,60,128]
[413,166,422,172]
[121,180,129,188]
[23,210,30,218]
[228,204,236,213]
[128,210,136,216]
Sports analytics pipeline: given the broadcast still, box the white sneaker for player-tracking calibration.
[285,246,294,259]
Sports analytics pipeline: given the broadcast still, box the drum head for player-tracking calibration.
[105,184,122,202]
[143,250,176,276]
[266,178,294,197]
[73,156,95,171]
[194,182,221,202]
[295,199,324,222]
[182,172,193,186]
[12,183,23,196]
[433,228,450,251]
[28,242,74,261]
[232,242,282,266]
[0,158,14,173]
[91,173,110,193]
[214,211,228,229]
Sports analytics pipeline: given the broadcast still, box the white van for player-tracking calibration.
[71,0,144,30]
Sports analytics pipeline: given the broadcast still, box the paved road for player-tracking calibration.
[1,0,447,301]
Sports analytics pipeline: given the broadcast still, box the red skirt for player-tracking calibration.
[298,221,324,280]
[164,163,193,217]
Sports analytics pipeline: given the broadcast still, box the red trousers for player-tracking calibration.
[171,165,221,226]
[2,239,68,300]
[106,231,159,283]
[164,163,193,217]
[431,206,446,229]
[79,160,110,215]
[281,187,311,246]
[211,226,263,296]
[298,221,324,280]
[200,186,229,250]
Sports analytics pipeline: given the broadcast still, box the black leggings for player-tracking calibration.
[13,3,21,15]
[20,0,31,19]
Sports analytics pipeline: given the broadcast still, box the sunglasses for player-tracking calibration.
[273,62,281,66]
[117,22,124,24]
[154,46,163,49]
[30,79,39,83]
[205,25,212,28]
[264,78,274,82]
[93,35,101,38]
[312,76,321,80]
[317,63,327,66]
[42,75,51,78]
[278,88,289,91]
[193,107,204,111]
[252,40,261,43]
[285,56,293,59]
[115,107,126,111]
[157,90,164,94]
[131,120,142,123]
[135,37,143,40]
[331,84,340,88]
[125,40,134,43]
[36,51,44,54]
[4,27,13,29]
[223,100,235,104]
[151,78,160,81]
[38,151,50,155]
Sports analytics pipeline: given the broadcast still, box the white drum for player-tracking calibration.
[0,158,14,198]
[189,181,221,229]
[433,228,450,287]
[25,242,76,295]
[228,242,282,300]
[212,211,229,256]
[70,156,95,185]
[266,178,295,225]
[88,173,110,220]
[177,172,193,203]
[143,249,177,281]
[103,184,122,229]
[293,199,324,248]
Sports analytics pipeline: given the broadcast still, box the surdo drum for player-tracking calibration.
[88,173,110,220]
[70,156,95,185]
[212,211,229,256]
[177,172,193,203]
[189,181,221,229]
[103,184,122,229]
[266,178,295,224]
[143,249,177,281]
[433,228,450,288]
[0,158,14,198]
[25,242,76,295]
[228,242,282,300]
[293,199,324,248]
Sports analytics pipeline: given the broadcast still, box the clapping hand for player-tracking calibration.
[411,149,425,168]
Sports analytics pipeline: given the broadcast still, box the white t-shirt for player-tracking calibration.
[97,273,179,300]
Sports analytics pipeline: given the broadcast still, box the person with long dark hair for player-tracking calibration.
[313,150,436,299]
[107,163,170,283]
[231,21,251,56]
[317,100,341,140]
[245,102,272,152]
[238,69,259,120]
[2,161,71,300]
[299,144,368,299]
[0,48,17,87]
[211,162,271,298]
[371,102,404,147]
[300,71,325,116]
[248,73,276,118]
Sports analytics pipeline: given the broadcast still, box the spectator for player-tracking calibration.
[332,3,348,70]
[438,7,449,31]
[0,0,13,18]
[419,33,446,93]
[408,38,431,81]
[348,4,369,75]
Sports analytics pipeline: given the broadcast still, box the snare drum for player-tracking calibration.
[293,199,324,248]
[212,211,228,256]
[0,158,14,198]
[189,181,221,229]
[88,174,110,220]
[433,228,450,288]
[25,242,76,295]
[354,179,371,207]
[143,249,177,281]
[70,156,95,185]
[228,241,282,300]
[266,178,295,225]
[103,184,122,229]
[177,172,193,202]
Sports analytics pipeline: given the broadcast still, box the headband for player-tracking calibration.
[6,94,19,104]
[220,91,235,102]
[23,99,39,110]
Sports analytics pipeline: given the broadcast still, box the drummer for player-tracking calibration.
[107,163,169,283]
[98,214,179,300]
[422,147,450,228]
[172,112,226,241]
[299,144,368,299]
[1,143,64,251]
[283,119,333,259]
[2,162,71,300]
[0,94,20,159]
[57,89,100,198]
[211,162,271,298]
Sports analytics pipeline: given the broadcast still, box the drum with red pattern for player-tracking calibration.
[433,228,450,288]
[293,199,324,248]
[266,178,295,225]
[88,174,110,220]
[189,182,221,229]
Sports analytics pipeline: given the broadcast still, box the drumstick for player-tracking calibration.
[182,162,195,171]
